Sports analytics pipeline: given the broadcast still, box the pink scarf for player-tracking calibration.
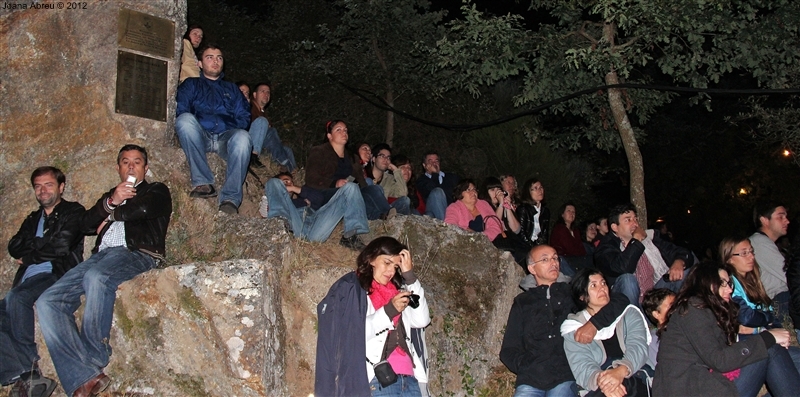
[369,280,400,325]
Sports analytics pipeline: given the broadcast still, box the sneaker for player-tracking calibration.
[26,376,57,397]
[259,195,269,218]
[189,184,217,198]
[219,201,239,214]
[249,153,265,169]
[339,235,365,250]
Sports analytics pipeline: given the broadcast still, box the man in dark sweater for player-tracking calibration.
[415,151,459,220]
[500,245,629,396]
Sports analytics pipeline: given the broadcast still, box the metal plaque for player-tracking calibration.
[118,9,175,59]
[115,51,168,122]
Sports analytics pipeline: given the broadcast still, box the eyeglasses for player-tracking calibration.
[720,279,734,288]
[732,249,755,257]
[376,154,391,160]
[532,255,559,265]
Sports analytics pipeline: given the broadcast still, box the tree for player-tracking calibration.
[300,0,446,145]
[431,0,800,224]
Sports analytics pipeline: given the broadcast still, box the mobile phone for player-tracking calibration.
[126,175,137,186]
[346,175,355,183]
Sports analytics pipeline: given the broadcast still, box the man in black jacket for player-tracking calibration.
[3,166,85,397]
[595,203,691,306]
[36,145,172,397]
[415,151,459,220]
[500,245,630,396]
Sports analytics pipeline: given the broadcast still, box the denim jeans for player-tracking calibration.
[513,381,576,397]
[611,269,689,306]
[368,375,421,397]
[265,178,369,242]
[175,113,251,206]
[738,337,800,397]
[0,272,57,384]
[390,196,411,216]
[36,247,156,396]
[424,188,447,220]
[249,116,296,171]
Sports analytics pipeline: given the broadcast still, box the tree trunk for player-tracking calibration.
[385,90,395,146]
[603,23,647,225]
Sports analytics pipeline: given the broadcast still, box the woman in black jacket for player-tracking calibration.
[517,178,550,248]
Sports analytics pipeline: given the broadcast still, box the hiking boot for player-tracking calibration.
[339,235,365,250]
[249,153,265,169]
[219,201,239,215]
[189,184,217,198]
[259,195,269,218]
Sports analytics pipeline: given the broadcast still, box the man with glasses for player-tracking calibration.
[366,143,410,216]
[501,244,629,397]
[751,202,791,312]
[416,151,459,220]
[595,203,692,306]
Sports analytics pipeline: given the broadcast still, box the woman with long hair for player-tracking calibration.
[315,237,430,396]
[720,236,780,331]
[479,177,528,266]
[653,262,793,396]
[179,25,203,82]
[517,178,550,248]
[562,268,652,397]
[391,155,424,215]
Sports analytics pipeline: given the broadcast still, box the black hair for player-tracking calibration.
[356,236,407,293]
[197,43,223,59]
[478,176,503,206]
[273,171,293,180]
[571,267,605,311]
[421,150,439,165]
[325,120,346,141]
[642,288,675,326]
[30,166,66,187]
[753,201,785,230]
[182,24,203,41]
[555,202,577,227]
[660,262,739,344]
[609,203,637,227]
[371,143,392,157]
[521,178,542,205]
[453,178,476,201]
[236,81,249,90]
[117,144,148,165]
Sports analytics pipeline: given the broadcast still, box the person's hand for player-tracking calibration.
[768,328,791,348]
[335,179,348,188]
[668,260,685,281]
[398,249,413,273]
[574,321,597,344]
[387,163,397,172]
[111,180,136,205]
[739,325,755,334]
[391,290,412,313]
[600,383,627,397]
[598,366,628,396]
[632,227,647,242]
[502,195,513,209]
[96,220,108,235]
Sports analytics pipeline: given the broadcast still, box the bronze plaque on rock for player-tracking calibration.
[118,9,175,59]
[115,51,168,122]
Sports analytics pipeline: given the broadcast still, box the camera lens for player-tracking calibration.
[408,294,420,309]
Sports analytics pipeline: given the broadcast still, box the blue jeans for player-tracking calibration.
[362,185,390,220]
[175,113,251,206]
[248,117,296,171]
[513,381,576,397]
[611,269,689,306]
[369,375,421,396]
[0,272,57,384]
[737,335,800,397]
[265,178,369,242]
[424,188,447,220]
[36,247,156,396]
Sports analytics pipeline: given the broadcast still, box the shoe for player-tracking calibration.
[259,195,269,218]
[339,235,365,250]
[219,201,239,214]
[8,380,26,397]
[72,373,110,397]
[249,153,265,169]
[189,184,217,198]
[25,376,57,397]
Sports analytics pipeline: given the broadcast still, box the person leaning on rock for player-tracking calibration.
[36,144,172,397]
[3,166,86,397]
[175,43,251,215]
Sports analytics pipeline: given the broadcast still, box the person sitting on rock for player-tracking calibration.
[365,143,410,216]
[4,166,86,397]
[263,120,369,249]
[175,43,251,214]
[36,145,172,397]
[415,151,459,220]
[248,82,296,171]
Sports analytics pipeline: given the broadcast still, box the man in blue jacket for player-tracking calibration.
[176,44,251,214]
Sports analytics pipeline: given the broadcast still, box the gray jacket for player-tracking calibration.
[562,306,650,393]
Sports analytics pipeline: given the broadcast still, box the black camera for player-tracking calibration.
[408,294,420,309]
[502,190,509,197]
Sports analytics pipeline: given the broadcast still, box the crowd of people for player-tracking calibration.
[3,28,799,397]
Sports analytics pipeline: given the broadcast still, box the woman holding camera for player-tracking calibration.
[315,237,431,397]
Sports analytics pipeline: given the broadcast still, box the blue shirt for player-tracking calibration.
[176,72,250,134]
[20,213,53,284]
